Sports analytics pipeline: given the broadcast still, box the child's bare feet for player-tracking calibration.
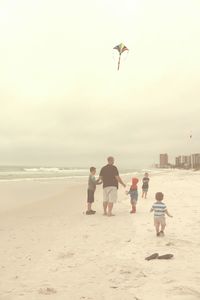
[107,213,115,217]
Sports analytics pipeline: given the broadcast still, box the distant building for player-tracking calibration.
[182,155,191,168]
[175,155,191,168]
[191,153,200,169]
[175,156,181,168]
[160,153,169,168]
[158,153,200,170]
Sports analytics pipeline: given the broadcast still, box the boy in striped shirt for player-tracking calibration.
[150,192,173,236]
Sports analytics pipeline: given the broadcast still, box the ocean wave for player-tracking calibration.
[0,175,89,182]
[23,167,88,173]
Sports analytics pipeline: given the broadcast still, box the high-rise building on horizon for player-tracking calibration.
[158,153,200,169]
[160,153,168,168]
[191,153,200,169]
[175,155,191,168]
[175,156,181,167]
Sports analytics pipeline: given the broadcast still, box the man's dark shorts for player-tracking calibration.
[87,189,94,203]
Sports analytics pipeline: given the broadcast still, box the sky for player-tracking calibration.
[0,0,200,168]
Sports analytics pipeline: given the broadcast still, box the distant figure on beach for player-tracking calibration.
[142,172,150,199]
[99,156,126,216]
[127,177,139,213]
[150,192,173,236]
[86,167,102,215]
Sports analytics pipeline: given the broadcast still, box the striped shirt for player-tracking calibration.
[152,202,166,217]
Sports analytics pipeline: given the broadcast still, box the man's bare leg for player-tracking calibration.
[107,202,114,216]
[103,201,108,215]
[87,203,92,211]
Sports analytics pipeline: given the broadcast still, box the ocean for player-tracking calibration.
[0,166,156,182]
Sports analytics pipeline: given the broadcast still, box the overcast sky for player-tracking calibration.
[0,0,200,168]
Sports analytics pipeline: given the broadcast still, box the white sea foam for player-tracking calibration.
[23,167,87,173]
[0,166,90,181]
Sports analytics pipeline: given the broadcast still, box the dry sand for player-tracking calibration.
[0,170,200,300]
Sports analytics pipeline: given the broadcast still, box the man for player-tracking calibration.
[99,156,126,216]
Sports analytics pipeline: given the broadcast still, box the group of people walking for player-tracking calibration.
[86,156,172,237]
[86,156,125,216]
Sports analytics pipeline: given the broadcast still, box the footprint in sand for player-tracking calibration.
[50,267,59,272]
[164,279,175,284]
[67,265,77,268]
[38,287,57,295]
[166,242,175,246]
[57,252,74,259]
[120,269,131,275]
[137,271,147,278]
[173,238,193,246]
[83,235,89,239]
[172,286,200,298]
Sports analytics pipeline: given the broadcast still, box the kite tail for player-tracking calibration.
[117,55,121,70]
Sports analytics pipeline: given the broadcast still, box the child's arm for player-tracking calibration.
[91,176,101,185]
[150,207,154,213]
[95,178,102,185]
[165,209,173,217]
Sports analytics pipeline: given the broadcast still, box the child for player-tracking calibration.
[86,167,102,215]
[142,172,150,199]
[127,177,139,213]
[150,192,173,236]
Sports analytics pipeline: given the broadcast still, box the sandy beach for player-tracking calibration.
[0,170,200,300]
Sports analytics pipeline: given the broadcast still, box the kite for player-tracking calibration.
[113,43,129,70]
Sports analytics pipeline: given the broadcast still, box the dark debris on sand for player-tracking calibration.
[145,253,174,260]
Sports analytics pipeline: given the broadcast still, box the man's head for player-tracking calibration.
[90,167,96,175]
[155,192,164,201]
[107,156,114,165]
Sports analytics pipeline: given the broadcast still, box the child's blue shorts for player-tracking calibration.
[129,190,138,201]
